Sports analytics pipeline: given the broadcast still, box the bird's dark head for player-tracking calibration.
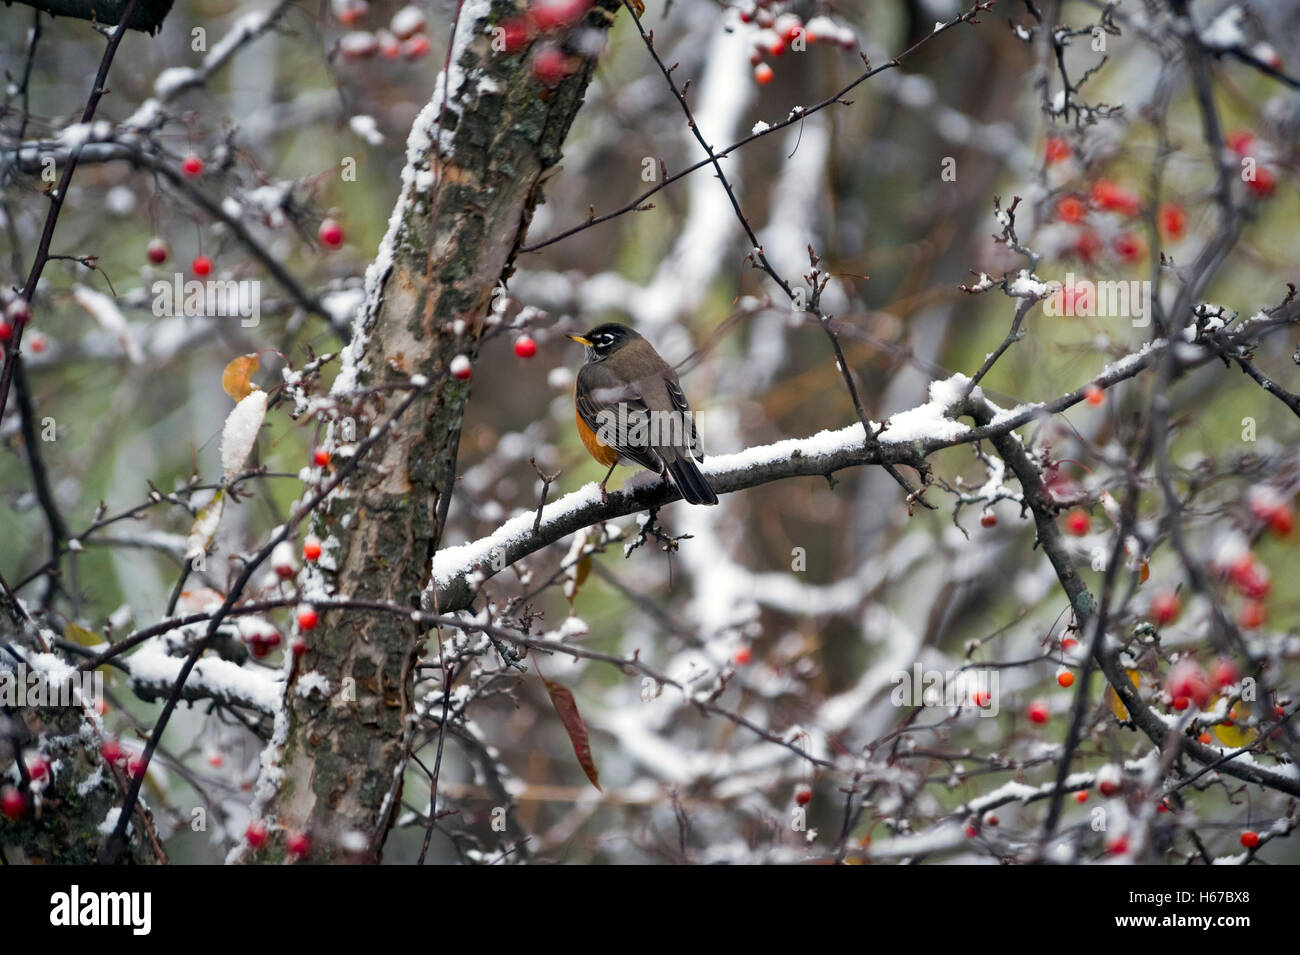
[567,322,641,362]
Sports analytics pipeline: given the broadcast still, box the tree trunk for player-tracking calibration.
[248,0,623,863]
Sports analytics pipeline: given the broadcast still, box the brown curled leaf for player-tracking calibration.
[222,353,260,402]
[543,677,601,792]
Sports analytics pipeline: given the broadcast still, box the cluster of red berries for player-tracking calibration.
[1047,139,1173,262]
[99,739,147,779]
[738,6,856,85]
[245,821,312,856]
[1217,545,1273,631]
[493,1,595,87]
[1226,130,1278,198]
[1247,484,1294,537]
[336,1,431,62]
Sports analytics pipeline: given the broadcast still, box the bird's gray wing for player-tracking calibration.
[663,374,704,461]
[576,363,663,472]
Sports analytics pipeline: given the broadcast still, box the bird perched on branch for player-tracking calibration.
[568,323,718,505]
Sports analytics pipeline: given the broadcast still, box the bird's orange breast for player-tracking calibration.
[575,403,621,468]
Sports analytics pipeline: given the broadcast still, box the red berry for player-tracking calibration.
[497,18,532,53]
[249,639,271,659]
[754,62,774,85]
[1166,659,1212,708]
[964,824,978,838]
[272,543,296,579]
[1057,195,1085,223]
[1061,637,1078,652]
[767,37,786,57]
[1075,790,1089,803]
[1028,699,1049,724]
[530,0,587,32]
[1045,137,1071,164]
[1239,599,1266,630]
[1226,130,1255,155]
[980,512,997,527]
[126,755,147,779]
[1172,696,1190,711]
[246,821,269,848]
[182,154,204,177]
[1150,592,1181,625]
[101,739,123,763]
[1057,669,1075,688]
[1073,230,1102,263]
[1113,232,1143,263]
[1084,384,1104,406]
[390,4,426,38]
[402,34,431,59]
[1065,509,1090,536]
[514,336,537,359]
[286,830,312,857]
[794,783,812,806]
[208,751,224,767]
[972,689,991,708]
[450,355,472,380]
[298,605,319,631]
[1090,180,1141,217]
[734,646,752,665]
[1240,830,1259,849]
[319,218,344,248]
[339,30,379,59]
[147,238,168,264]
[333,0,368,25]
[1249,486,1293,536]
[192,256,213,277]
[983,812,999,827]
[313,449,331,467]
[1160,203,1186,240]
[291,636,308,657]
[1197,732,1212,744]
[26,755,50,782]
[1098,765,1121,796]
[531,45,569,86]
[1,786,25,820]
[377,29,401,58]
[0,322,12,343]
[303,535,322,562]
[1210,657,1240,689]
[1107,834,1129,855]
[1245,166,1276,199]
[1228,553,1270,598]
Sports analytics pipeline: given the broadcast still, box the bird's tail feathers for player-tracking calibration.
[664,454,718,506]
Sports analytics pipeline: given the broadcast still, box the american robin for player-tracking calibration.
[568,323,719,505]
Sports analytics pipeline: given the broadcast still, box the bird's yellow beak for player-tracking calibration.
[567,334,592,346]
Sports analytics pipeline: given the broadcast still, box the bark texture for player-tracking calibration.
[2,703,159,864]
[252,0,623,863]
